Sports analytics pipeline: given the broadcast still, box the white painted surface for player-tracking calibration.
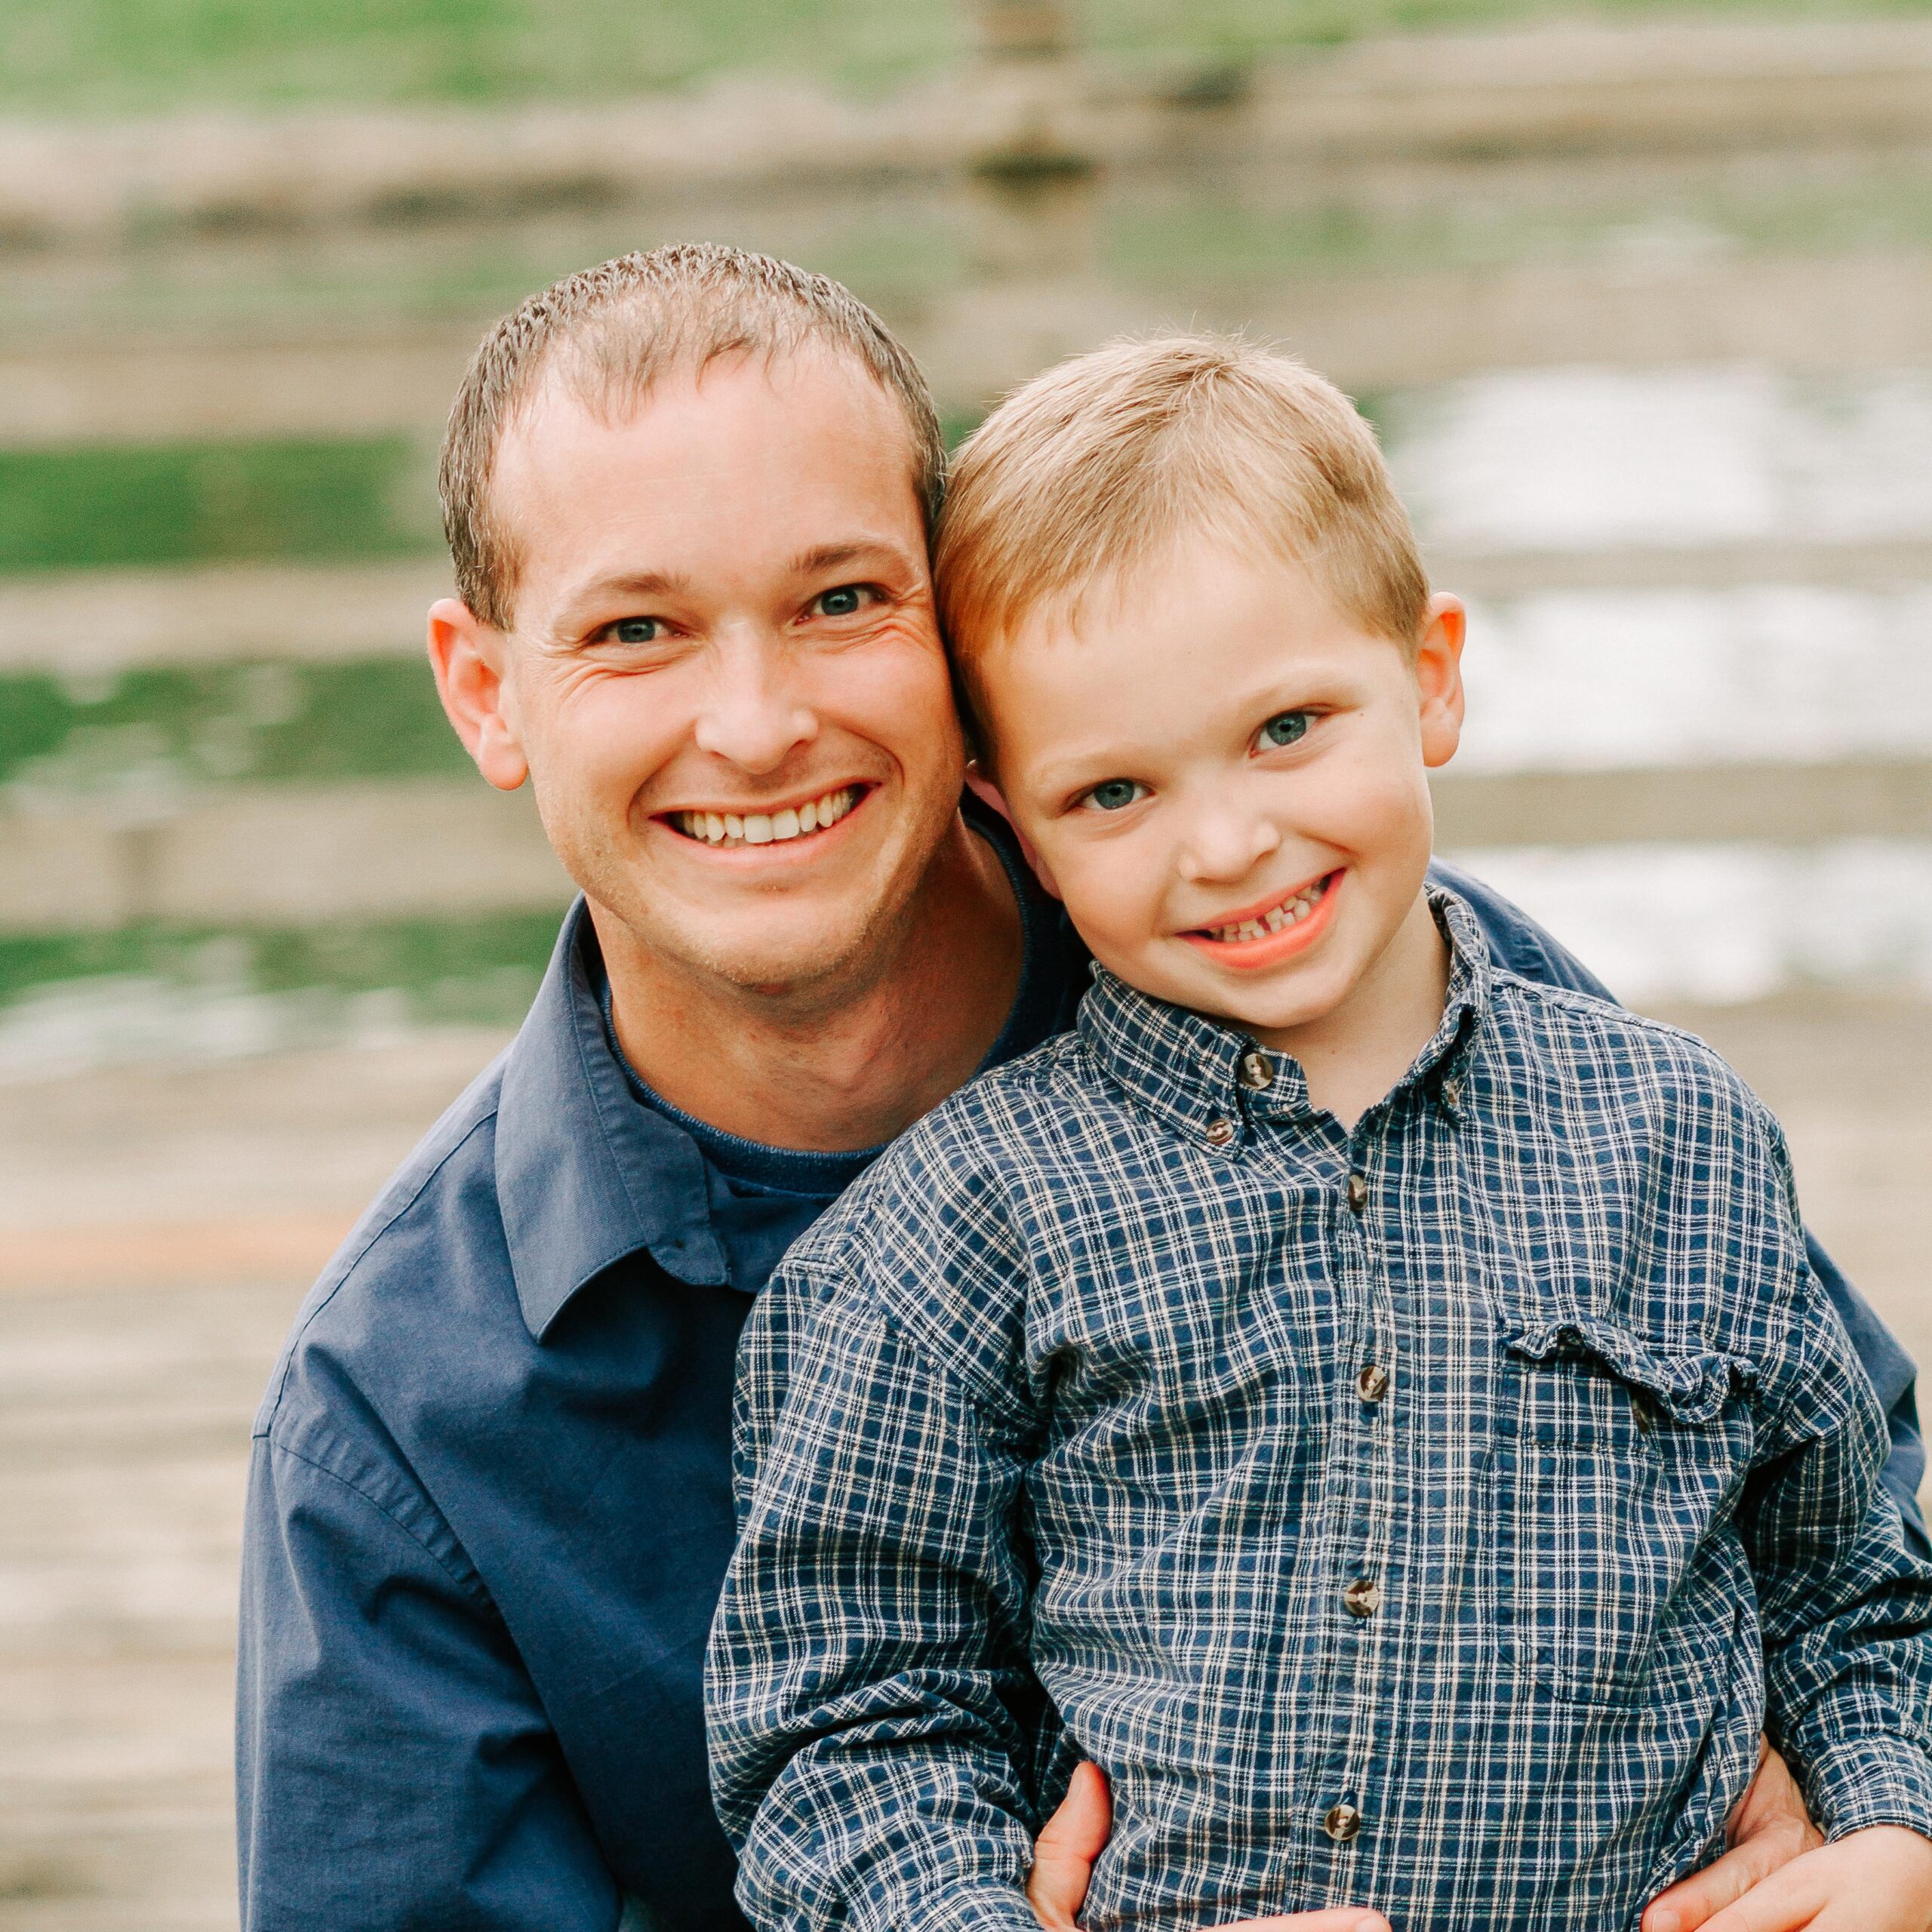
[1444,838,1932,1004]
[1454,583,1932,772]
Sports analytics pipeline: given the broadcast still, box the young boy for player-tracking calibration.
[706,337,1932,1932]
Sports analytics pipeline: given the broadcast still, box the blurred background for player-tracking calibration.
[3,0,1931,1924]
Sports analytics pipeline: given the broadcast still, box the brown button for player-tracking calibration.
[1323,1801,1362,1843]
[1342,1577,1383,1618]
[1345,1172,1368,1214]
[1239,1051,1274,1091]
[1356,1363,1390,1404]
[1441,1073,1464,1109]
[1204,1115,1237,1148]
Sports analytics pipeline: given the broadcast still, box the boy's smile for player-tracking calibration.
[979,537,1467,1116]
[1180,866,1340,966]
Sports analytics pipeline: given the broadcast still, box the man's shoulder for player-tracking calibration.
[254,1045,519,1457]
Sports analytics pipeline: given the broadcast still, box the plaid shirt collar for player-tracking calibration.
[1075,884,1491,1147]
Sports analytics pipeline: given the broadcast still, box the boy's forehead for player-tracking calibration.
[983,554,1395,768]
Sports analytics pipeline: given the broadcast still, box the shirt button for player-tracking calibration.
[1204,1115,1237,1148]
[1238,1050,1274,1091]
[1323,1801,1362,1843]
[1355,1363,1390,1404]
[1342,1577,1383,1618]
[1441,1072,1465,1109]
[1345,1172,1368,1215]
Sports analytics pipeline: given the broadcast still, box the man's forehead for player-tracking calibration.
[488,352,928,628]
[495,345,909,497]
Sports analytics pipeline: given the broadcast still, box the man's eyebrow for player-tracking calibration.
[789,540,912,578]
[571,569,693,604]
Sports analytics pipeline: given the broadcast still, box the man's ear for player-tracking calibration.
[1414,592,1466,771]
[427,597,529,792]
[964,764,1063,902]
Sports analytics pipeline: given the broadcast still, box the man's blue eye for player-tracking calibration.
[1088,780,1141,811]
[817,587,863,617]
[1262,711,1309,747]
[613,618,660,645]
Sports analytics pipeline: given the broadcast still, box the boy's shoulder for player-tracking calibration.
[781,1028,1103,1278]
[770,1031,1117,1414]
[1479,961,1786,1163]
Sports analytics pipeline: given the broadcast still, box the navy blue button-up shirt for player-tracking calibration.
[711,891,1932,1932]
[236,848,1927,1932]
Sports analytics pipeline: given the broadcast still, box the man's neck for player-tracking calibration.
[594,815,1025,1153]
[1258,890,1452,1132]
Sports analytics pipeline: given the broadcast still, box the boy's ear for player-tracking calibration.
[428,597,530,792]
[964,764,1063,903]
[1414,592,1466,771]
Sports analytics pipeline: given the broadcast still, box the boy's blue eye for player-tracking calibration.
[612,617,660,645]
[1086,779,1143,812]
[1261,711,1309,747]
[815,586,864,617]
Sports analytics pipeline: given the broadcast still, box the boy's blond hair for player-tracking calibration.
[934,334,1428,736]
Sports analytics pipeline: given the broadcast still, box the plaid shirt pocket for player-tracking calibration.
[1490,1318,1759,1706]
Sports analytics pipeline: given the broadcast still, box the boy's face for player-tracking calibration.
[976,539,1465,1048]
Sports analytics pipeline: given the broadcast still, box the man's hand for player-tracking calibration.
[1644,1743,1824,1932]
[1027,1763,1389,1932]
[1691,1826,1932,1932]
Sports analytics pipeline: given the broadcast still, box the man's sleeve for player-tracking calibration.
[1432,854,1930,1552]
[706,1263,1044,1932]
[237,1432,622,1932]
[1744,1120,1932,1841]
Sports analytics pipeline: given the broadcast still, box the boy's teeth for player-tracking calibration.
[673,787,858,848]
[1204,876,1327,943]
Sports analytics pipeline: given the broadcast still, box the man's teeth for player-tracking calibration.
[673,787,859,848]
[1204,877,1328,944]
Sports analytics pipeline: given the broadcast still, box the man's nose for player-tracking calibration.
[691,638,819,773]
[1175,804,1281,884]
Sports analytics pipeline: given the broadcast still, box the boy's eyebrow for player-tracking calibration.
[1023,740,1161,798]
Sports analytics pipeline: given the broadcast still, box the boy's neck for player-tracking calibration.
[1253,890,1453,1132]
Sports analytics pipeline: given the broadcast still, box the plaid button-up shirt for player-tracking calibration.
[708,893,1932,1932]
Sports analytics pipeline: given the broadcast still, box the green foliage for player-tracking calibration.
[0,659,469,797]
[0,911,559,1020]
[0,437,437,574]
[2,0,1926,115]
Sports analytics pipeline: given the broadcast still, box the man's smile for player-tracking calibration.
[664,783,869,851]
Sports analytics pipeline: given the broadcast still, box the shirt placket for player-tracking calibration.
[1303,1106,1402,1900]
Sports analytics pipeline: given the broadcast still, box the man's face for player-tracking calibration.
[475,349,964,997]
[980,537,1464,1049]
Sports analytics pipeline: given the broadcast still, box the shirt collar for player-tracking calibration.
[1075,885,1491,1147]
[494,900,728,1342]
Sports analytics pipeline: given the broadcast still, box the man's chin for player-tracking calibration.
[601,897,899,1004]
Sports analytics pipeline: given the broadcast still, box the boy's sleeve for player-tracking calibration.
[1744,1117,1932,1841]
[706,1254,1046,1932]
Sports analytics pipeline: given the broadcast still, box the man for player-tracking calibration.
[236,245,1924,1932]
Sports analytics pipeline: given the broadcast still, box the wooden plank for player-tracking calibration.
[12,246,1932,445]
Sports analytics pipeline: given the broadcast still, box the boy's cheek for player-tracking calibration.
[1049,847,1161,959]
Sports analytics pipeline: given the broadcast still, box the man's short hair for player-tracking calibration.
[934,333,1429,735]
[440,242,947,630]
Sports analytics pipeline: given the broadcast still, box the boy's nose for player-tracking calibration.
[1176,808,1281,884]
